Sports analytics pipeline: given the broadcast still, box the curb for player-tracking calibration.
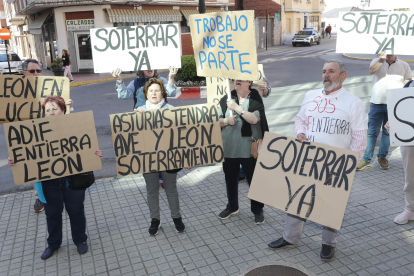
[69,69,170,87]
[343,53,414,63]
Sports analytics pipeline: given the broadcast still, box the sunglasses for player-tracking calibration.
[24,69,42,73]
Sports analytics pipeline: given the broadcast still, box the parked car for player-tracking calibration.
[292,28,321,47]
[0,50,23,74]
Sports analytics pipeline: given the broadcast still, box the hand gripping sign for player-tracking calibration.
[387,87,414,146]
[337,11,414,55]
[4,111,102,185]
[90,24,181,73]
[248,132,358,230]
[109,103,224,175]
[0,75,70,125]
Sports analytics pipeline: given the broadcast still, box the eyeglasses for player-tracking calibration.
[24,69,42,73]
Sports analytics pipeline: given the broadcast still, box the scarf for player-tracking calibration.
[145,98,165,110]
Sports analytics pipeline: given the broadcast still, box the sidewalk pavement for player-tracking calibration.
[1,146,413,276]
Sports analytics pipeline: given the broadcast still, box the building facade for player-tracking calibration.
[7,0,234,72]
[281,0,325,44]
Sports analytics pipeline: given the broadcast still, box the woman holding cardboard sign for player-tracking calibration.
[8,96,103,260]
[135,78,191,236]
[217,79,269,224]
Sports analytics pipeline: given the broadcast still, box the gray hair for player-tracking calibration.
[22,59,40,71]
[324,59,347,74]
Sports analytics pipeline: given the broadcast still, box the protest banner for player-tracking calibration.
[109,103,224,176]
[387,87,414,146]
[0,75,70,125]
[189,10,258,80]
[337,11,414,55]
[248,132,358,230]
[4,111,102,185]
[207,64,265,106]
[90,24,181,73]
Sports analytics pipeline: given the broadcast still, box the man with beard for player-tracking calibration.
[357,51,412,171]
[267,60,367,261]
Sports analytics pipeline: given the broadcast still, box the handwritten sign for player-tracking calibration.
[387,87,414,146]
[109,104,224,175]
[248,133,358,230]
[0,75,70,125]
[4,111,102,185]
[337,12,414,55]
[207,64,265,106]
[189,10,258,80]
[90,24,181,73]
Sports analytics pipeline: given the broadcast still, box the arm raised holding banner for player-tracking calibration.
[369,51,387,75]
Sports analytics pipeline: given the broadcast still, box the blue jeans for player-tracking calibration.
[362,103,390,163]
[42,178,87,250]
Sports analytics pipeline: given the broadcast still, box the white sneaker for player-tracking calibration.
[394,209,414,224]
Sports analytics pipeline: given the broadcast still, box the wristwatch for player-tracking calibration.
[240,108,245,116]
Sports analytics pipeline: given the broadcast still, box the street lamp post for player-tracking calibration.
[199,0,206,14]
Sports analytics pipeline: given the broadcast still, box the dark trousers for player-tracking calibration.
[223,157,264,214]
[42,178,87,250]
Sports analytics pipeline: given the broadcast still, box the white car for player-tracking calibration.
[0,50,23,74]
[292,28,321,47]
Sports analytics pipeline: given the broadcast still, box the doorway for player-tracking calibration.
[74,32,93,69]
[258,18,274,49]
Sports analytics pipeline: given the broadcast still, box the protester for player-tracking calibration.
[8,95,102,260]
[268,60,367,261]
[239,76,272,180]
[325,24,332,39]
[357,51,412,171]
[20,59,73,213]
[111,67,177,109]
[62,49,74,83]
[217,79,269,224]
[387,80,414,224]
[135,78,190,236]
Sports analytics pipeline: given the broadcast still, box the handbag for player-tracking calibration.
[67,171,95,190]
[251,138,263,159]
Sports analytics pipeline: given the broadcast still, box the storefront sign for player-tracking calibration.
[189,10,258,80]
[109,103,224,175]
[0,75,70,125]
[337,12,414,55]
[66,19,95,31]
[248,133,358,230]
[387,87,414,146]
[90,23,181,73]
[4,111,102,185]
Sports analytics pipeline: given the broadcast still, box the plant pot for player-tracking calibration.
[53,70,64,76]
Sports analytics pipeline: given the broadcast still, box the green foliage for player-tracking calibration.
[50,57,64,72]
[175,55,205,83]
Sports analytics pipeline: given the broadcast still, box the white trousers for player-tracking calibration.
[283,214,337,247]
[64,65,73,80]
[401,146,414,212]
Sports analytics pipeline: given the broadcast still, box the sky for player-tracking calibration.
[324,0,414,12]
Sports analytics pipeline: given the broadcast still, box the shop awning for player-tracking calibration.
[106,9,182,23]
[180,10,225,21]
[28,13,50,35]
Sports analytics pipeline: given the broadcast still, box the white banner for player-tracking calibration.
[387,87,414,146]
[336,12,414,55]
[90,24,181,73]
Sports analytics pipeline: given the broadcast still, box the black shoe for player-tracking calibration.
[173,217,185,233]
[77,242,88,254]
[34,199,44,213]
[41,247,58,260]
[218,209,239,219]
[320,244,335,261]
[254,211,265,224]
[239,176,246,181]
[149,218,161,236]
[268,237,297,250]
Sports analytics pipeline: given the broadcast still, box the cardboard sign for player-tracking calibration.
[207,64,265,106]
[0,75,70,125]
[248,133,358,230]
[387,87,414,146]
[337,12,414,55]
[90,24,181,73]
[4,111,102,185]
[189,10,258,80]
[109,103,224,176]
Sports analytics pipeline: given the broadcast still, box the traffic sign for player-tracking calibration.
[0,28,12,40]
